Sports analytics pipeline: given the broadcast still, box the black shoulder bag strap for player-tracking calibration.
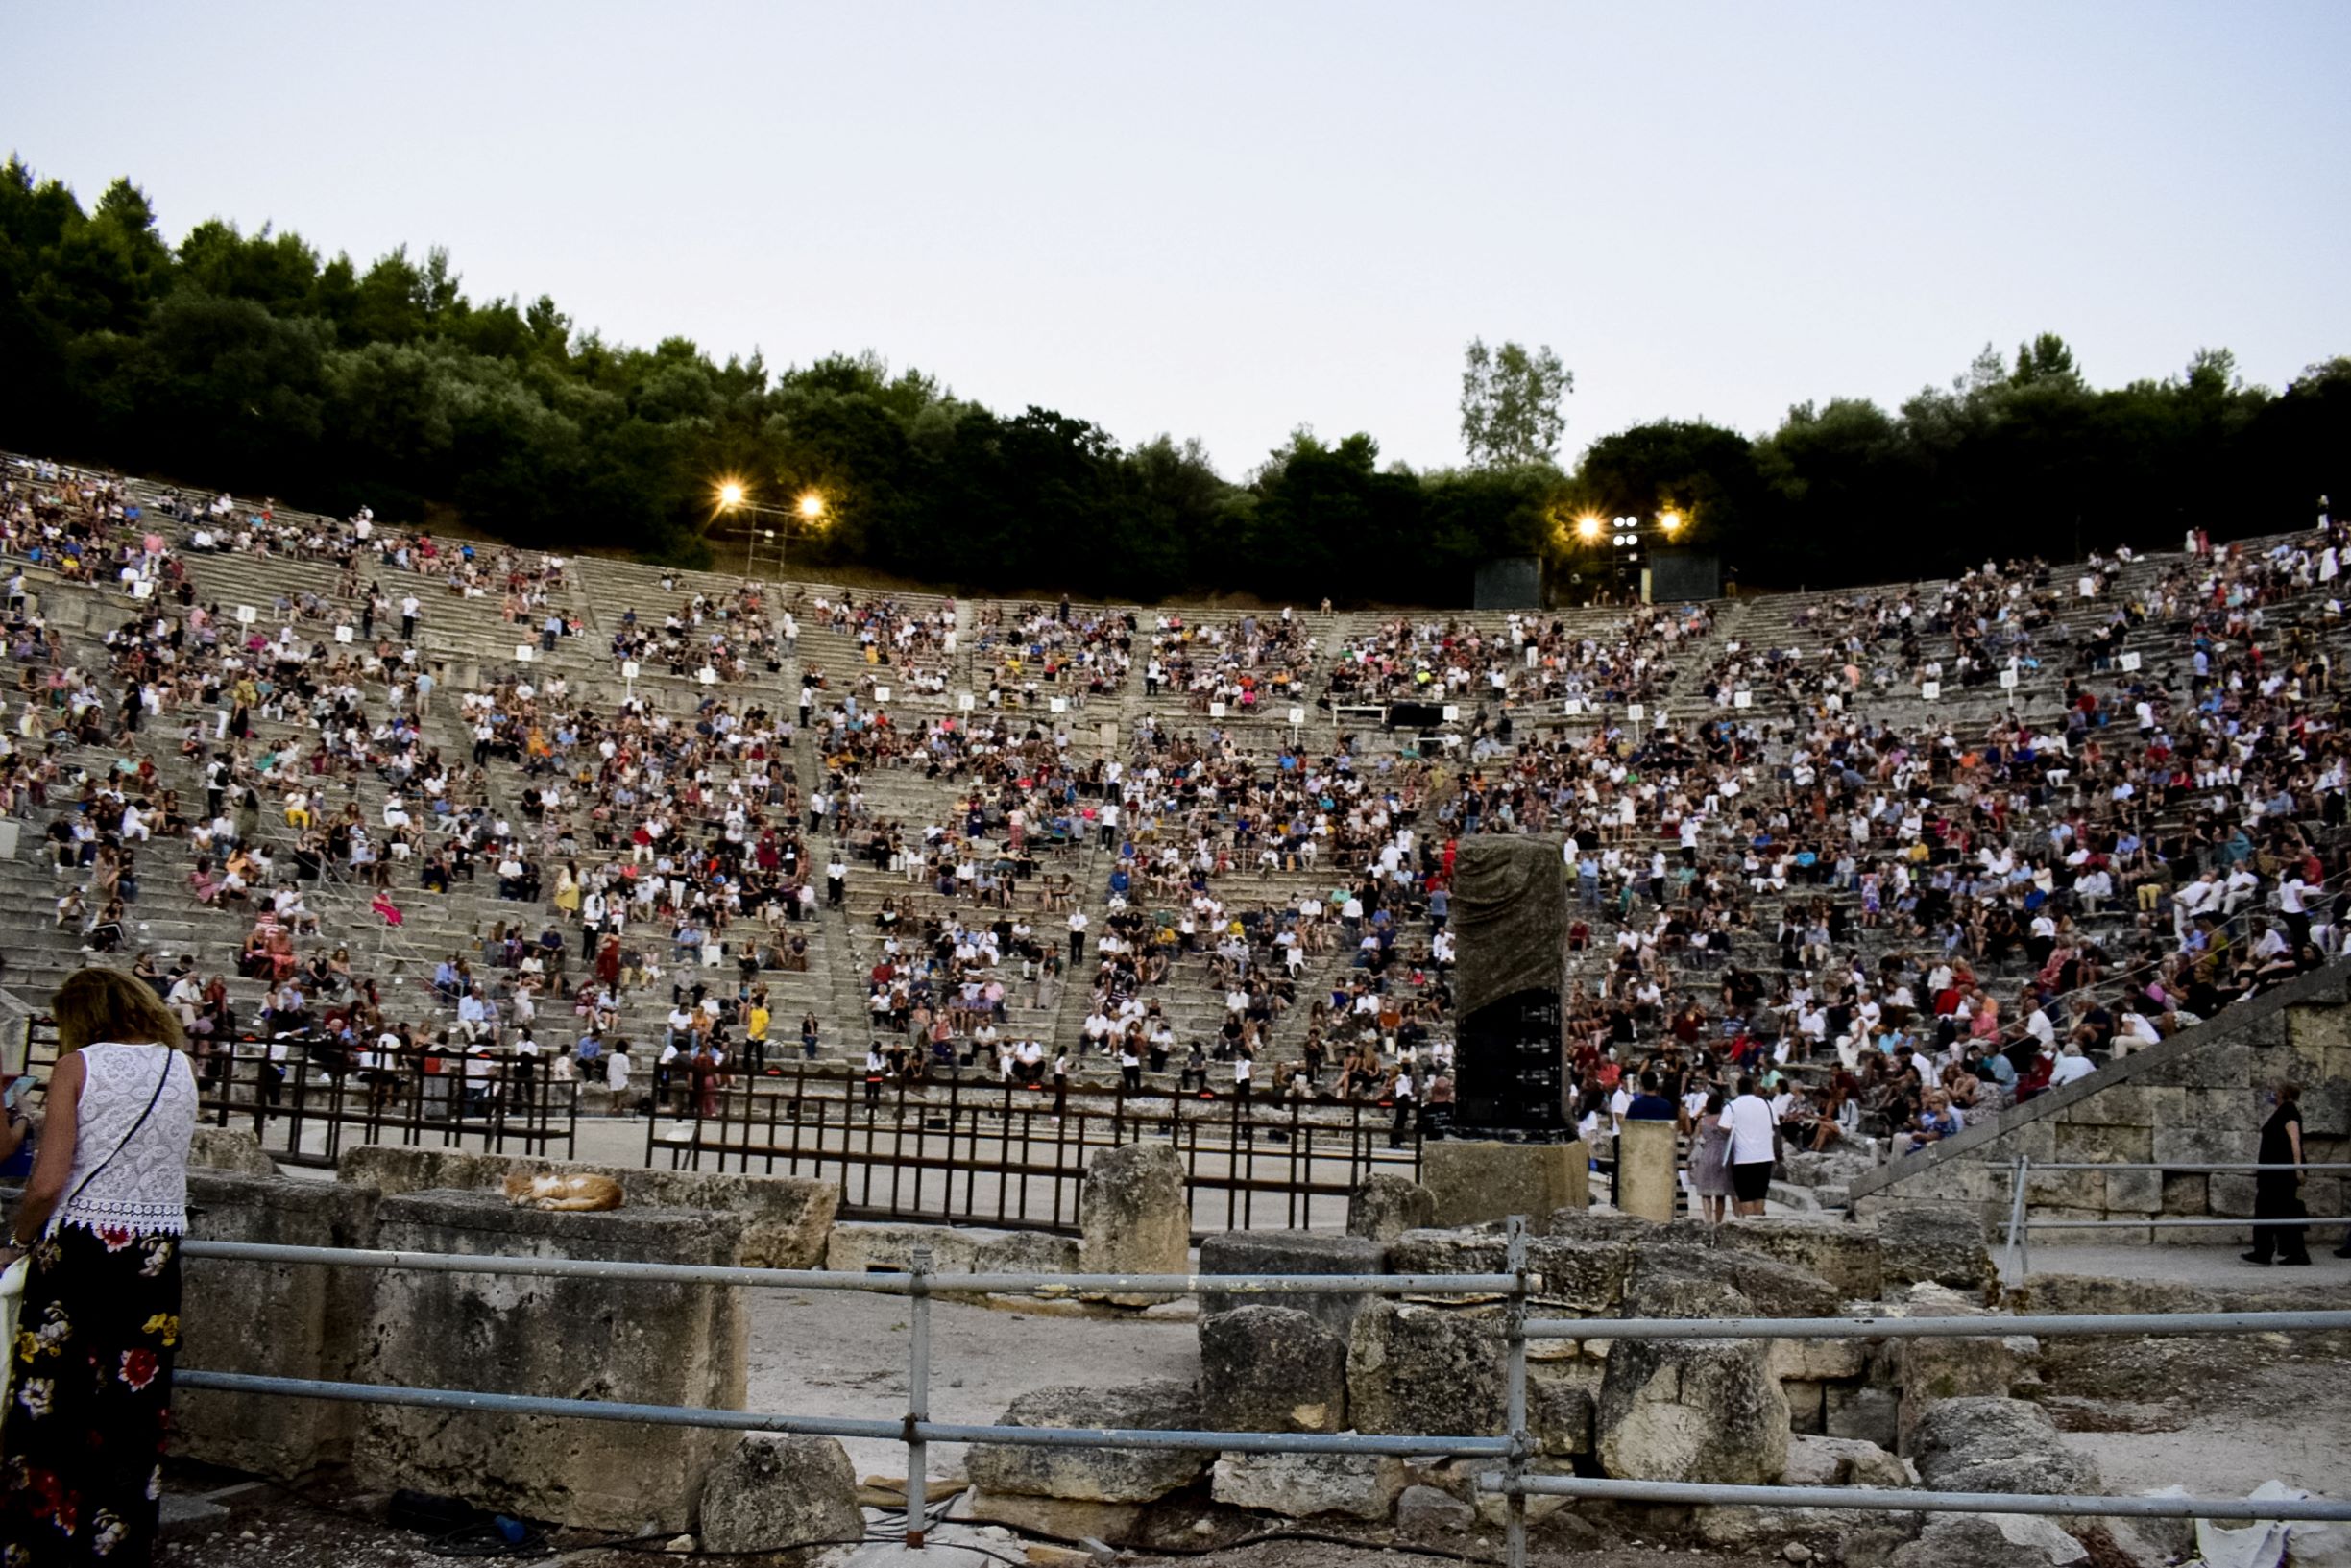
[56,1049,176,1220]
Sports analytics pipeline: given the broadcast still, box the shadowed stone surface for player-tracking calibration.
[1198,1230,1383,1336]
[1199,1305,1348,1435]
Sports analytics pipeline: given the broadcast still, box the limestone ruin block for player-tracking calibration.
[1906,1397,2101,1496]
[1595,1276,1790,1486]
[1345,1301,1507,1436]
[1345,1173,1436,1243]
[1211,1451,1407,1520]
[1200,1305,1348,1435]
[1079,1142,1189,1291]
[695,1435,863,1554]
[1198,1230,1382,1337]
[965,1381,1211,1504]
[1877,1201,1997,1298]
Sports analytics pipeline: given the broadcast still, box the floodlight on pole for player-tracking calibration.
[717,480,746,510]
[1576,516,1602,543]
[799,494,825,520]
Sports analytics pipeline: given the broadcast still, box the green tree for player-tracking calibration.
[1460,338,1571,468]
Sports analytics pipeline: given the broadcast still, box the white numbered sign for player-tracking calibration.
[2000,668,2020,689]
[2120,651,2141,672]
[1051,696,1068,713]
[1626,703,1645,721]
[621,661,641,681]
[1207,701,1224,718]
[1287,707,1305,726]
[1733,690,1753,709]
[335,625,353,644]
[873,686,891,704]
[235,605,256,624]
[1921,681,1940,701]
[957,692,976,712]
[515,644,535,663]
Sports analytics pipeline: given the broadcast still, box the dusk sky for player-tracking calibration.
[12,2,2349,476]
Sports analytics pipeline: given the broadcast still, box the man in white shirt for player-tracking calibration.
[1717,1076,1779,1218]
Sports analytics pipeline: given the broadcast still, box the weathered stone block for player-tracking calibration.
[1595,1277,1789,1484]
[2056,1085,2163,1127]
[1781,1378,1826,1435]
[1826,1386,1900,1449]
[2287,1003,2351,1052]
[1629,1244,1839,1318]
[1768,1336,1870,1383]
[1897,1334,2024,1446]
[1080,1142,1189,1296]
[1529,1373,1594,1456]
[2151,1125,2248,1167]
[1199,1230,1382,1336]
[1420,1139,1588,1231]
[176,1171,380,1478]
[336,1146,837,1267]
[188,1124,280,1175]
[1347,1302,1506,1435]
[696,1435,862,1554]
[1383,1228,1508,1277]
[2052,1122,2152,1164]
[1211,1451,1405,1520]
[1345,1172,1435,1242]
[2159,1170,2208,1214]
[1785,1433,1911,1488]
[349,1190,749,1532]
[2182,1086,2263,1130]
[1908,1397,2100,1494]
[1894,1511,2088,1567]
[965,1489,1143,1544]
[1200,1306,1347,1435]
[1876,1203,1996,1296]
[2209,1172,2256,1218]
[826,1220,982,1273]
[967,1381,1210,1503]
[1715,1217,1884,1300]
[1525,1237,1634,1313]
[2104,1169,2163,1214]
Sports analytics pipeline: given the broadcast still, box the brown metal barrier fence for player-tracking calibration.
[642,1062,1425,1233]
[22,1016,578,1168]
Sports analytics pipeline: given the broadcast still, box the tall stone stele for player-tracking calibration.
[1424,835,1587,1227]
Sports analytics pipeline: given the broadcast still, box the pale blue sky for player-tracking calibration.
[12,2,2348,476]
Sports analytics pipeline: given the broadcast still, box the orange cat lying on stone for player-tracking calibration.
[502,1170,626,1212]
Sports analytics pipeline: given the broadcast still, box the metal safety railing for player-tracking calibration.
[2000,1156,2351,1276]
[172,1218,2351,1563]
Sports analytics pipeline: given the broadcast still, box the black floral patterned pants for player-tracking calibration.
[0,1227,182,1565]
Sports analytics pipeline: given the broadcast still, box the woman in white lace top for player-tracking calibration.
[1,967,199,1566]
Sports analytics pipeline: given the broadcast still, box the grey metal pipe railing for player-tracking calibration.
[1479,1474,2351,1524]
[176,1241,1514,1297]
[2002,1151,2351,1277]
[174,1371,1510,1458]
[1525,1309,2351,1341]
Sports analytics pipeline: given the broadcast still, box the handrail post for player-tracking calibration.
[905,1242,932,1548]
[1503,1213,1529,1568]
[2002,1153,2027,1280]
[2014,1154,2032,1280]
